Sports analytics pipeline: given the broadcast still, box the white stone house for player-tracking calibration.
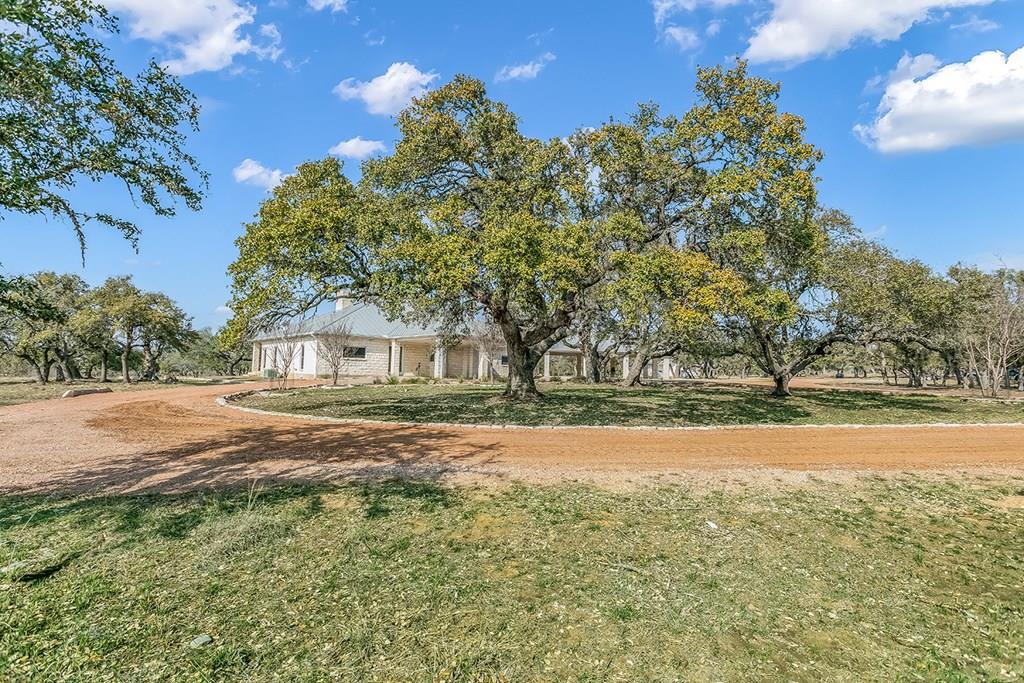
[250,293,586,381]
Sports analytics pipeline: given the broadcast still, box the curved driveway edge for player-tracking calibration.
[1,382,1023,495]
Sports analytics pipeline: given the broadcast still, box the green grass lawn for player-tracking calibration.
[0,377,252,408]
[235,382,1024,427]
[2,478,1022,681]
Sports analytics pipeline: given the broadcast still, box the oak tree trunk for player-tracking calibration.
[121,349,131,383]
[585,343,602,383]
[504,348,542,400]
[772,373,793,397]
[621,353,649,387]
[29,360,47,384]
[58,359,73,384]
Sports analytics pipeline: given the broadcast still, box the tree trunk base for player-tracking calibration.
[772,375,792,397]
[503,385,544,401]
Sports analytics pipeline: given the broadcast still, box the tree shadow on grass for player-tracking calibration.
[0,479,462,563]
[332,384,971,426]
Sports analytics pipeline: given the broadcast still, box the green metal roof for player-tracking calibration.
[253,303,436,341]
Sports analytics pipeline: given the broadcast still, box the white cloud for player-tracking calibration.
[214,304,232,315]
[855,46,1024,153]
[951,15,999,32]
[527,28,554,45]
[102,0,282,75]
[334,63,438,115]
[865,52,942,91]
[495,52,556,82]
[233,159,284,190]
[651,1,735,51]
[663,25,700,50]
[745,0,995,65]
[652,0,739,27]
[308,0,348,11]
[329,136,387,159]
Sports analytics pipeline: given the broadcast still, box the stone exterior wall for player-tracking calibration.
[444,343,478,379]
[315,336,391,378]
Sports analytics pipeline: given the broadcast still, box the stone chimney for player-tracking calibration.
[335,289,354,311]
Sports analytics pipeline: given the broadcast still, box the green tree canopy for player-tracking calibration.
[225,158,369,343]
[0,0,206,252]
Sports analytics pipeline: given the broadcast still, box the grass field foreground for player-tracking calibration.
[234,382,1024,427]
[1,478,1023,681]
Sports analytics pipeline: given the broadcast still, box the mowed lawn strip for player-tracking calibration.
[235,382,1024,427]
[1,478,1022,681]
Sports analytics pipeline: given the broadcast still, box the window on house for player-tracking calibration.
[343,346,367,360]
[500,355,509,366]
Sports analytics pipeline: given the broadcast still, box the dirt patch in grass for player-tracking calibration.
[987,495,1024,510]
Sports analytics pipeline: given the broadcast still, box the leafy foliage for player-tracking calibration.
[0,0,206,252]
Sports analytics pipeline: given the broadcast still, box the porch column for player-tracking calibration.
[662,357,672,379]
[477,351,487,380]
[582,354,589,379]
[251,342,260,373]
[433,343,446,379]
[543,352,551,379]
[622,354,630,378]
[389,339,400,376]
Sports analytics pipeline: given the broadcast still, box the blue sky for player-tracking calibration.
[5,0,1024,328]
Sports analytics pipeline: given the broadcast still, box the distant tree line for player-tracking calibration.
[0,273,248,384]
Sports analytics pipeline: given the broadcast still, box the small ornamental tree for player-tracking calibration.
[467,318,505,382]
[316,320,353,385]
[271,323,303,389]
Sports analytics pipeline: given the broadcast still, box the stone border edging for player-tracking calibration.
[215,386,1024,433]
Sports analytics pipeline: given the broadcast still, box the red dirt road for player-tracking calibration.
[1,382,1023,494]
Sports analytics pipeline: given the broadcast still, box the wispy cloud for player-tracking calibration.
[951,15,999,32]
[495,52,556,82]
